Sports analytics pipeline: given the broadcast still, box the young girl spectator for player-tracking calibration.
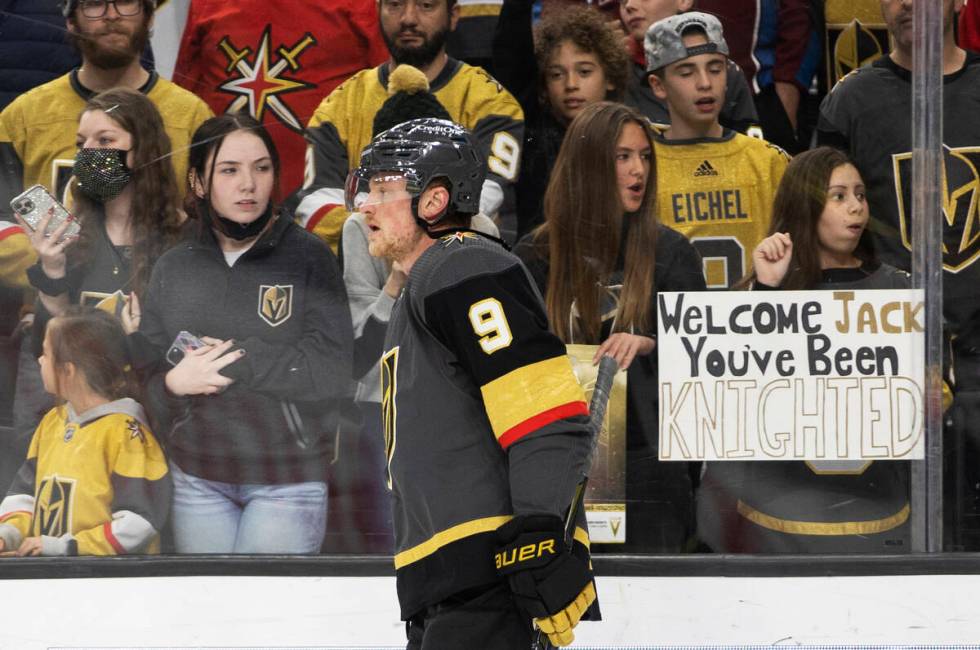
[697,146,912,553]
[515,101,705,552]
[0,307,170,556]
[494,2,630,239]
[139,114,354,554]
[10,87,182,497]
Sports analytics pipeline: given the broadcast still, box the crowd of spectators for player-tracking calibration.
[0,0,977,557]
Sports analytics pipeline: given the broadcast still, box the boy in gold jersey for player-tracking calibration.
[645,12,789,289]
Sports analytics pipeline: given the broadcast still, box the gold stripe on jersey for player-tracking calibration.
[737,499,910,536]
[573,526,590,549]
[480,355,588,448]
[394,515,512,569]
[459,3,502,17]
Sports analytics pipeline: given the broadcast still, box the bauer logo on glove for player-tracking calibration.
[495,537,558,570]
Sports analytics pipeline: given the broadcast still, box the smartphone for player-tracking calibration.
[9,184,81,241]
[166,330,206,366]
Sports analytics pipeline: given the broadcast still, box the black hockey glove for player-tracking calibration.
[494,514,596,647]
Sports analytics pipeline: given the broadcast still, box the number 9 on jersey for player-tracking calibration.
[469,298,513,354]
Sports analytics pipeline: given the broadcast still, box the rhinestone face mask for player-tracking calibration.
[73,148,133,202]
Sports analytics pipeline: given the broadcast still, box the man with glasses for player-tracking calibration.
[0,0,212,213]
[294,0,524,252]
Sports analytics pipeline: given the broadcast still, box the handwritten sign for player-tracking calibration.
[657,290,925,462]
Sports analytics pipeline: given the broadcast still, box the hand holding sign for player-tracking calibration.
[753,232,793,287]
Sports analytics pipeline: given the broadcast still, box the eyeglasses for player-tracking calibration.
[77,0,143,19]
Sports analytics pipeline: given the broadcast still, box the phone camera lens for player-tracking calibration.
[14,199,34,215]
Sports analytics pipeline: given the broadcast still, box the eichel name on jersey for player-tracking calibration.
[0,399,170,556]
[653,129,789,290]
[297,60,524,251]
[380,231,594,620]
[817,53,980,368]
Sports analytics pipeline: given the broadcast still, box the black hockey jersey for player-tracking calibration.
[697,263,912,553]
[381,231,592,619]
[817,53,980,380]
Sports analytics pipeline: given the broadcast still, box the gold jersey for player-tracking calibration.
[0,399,170,556]
[0,71,212,206]
[298,59,523,251]
[653,130,789,289]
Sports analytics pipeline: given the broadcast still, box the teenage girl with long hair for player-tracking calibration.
[515,101,706,552]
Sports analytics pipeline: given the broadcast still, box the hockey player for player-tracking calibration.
[646,12,789,289]
[296,0,524,252]
[348,118,597,648]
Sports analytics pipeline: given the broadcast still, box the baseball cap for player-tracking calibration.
[644,12,729,73]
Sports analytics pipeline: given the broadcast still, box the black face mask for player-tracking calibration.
[211,203,275,241]
[73,148,132,203]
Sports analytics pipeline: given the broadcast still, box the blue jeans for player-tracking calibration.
[169,462,328,554]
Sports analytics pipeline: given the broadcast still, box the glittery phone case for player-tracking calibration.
[9,184,81,240]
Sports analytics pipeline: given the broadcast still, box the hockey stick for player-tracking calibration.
[533,354,619,650]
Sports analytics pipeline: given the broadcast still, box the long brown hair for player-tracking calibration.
[47,306,135,402]
[744,146,876,290]
[70,87,182,296]
[536,102,659,343]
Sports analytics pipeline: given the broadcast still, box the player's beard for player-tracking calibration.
[71,18,150,70]
[368,225,424,262]
[382,23,450,69]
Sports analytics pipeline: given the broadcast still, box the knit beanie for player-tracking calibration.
[372,65,452,136]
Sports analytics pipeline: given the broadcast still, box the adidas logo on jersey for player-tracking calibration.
[694,160,718,177]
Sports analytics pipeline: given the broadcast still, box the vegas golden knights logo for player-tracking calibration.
[258,284,293,326]
[33,475,76,537]
[893,146,980,273]
[828,20,888,87]
[380,347,399,490]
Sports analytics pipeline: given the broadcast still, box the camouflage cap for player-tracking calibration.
[644,12,730,72]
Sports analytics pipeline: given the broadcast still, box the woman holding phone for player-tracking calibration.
[139,114,354,554]
[11,87,182,471]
